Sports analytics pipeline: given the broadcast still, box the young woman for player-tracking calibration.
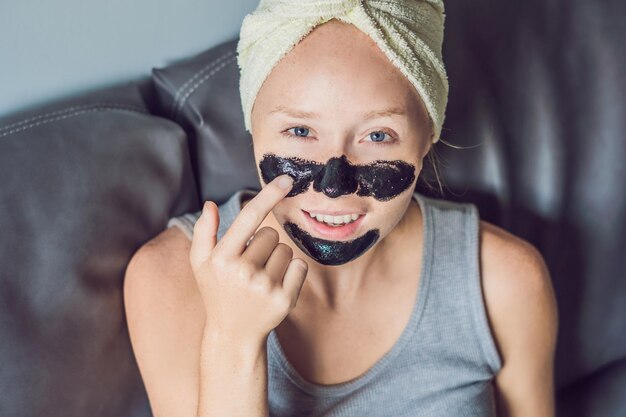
[123,7,558,417]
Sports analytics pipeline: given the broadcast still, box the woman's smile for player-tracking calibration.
[300,208,366,240]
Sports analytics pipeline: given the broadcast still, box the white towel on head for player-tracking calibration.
[237,0,448,144]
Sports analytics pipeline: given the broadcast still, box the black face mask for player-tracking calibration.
[258,153,416,266]
[259,153,416,201]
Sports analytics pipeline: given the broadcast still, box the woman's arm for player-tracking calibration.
[479,221,559,417]
[197,327,269,417]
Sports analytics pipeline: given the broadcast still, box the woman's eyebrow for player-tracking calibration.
[269,106,319,119]
[269,105,407,120]
[361,107,407,120]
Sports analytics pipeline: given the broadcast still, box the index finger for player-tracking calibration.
[216,174,294,256]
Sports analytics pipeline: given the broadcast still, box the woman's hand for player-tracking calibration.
[189,174,308,343]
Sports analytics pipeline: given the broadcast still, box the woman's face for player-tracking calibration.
[250,19,433,266]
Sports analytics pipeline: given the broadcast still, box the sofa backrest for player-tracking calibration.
[0,79,198,417]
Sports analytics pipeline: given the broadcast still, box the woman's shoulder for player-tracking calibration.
[478,218,551,301]
[124,222,196,309]
[477,218,558,373]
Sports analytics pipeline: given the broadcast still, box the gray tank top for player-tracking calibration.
[166,189,502,416]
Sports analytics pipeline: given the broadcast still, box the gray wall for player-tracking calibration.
[0,0,259,117]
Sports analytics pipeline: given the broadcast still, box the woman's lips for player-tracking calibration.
[301,209,365,240]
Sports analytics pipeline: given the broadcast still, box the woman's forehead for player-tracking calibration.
[274,20,403,80]
[257,28,415,102]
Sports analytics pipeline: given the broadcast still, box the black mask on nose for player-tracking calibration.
[258,153,416,266]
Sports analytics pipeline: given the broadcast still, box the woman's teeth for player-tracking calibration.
[307,211,361,226]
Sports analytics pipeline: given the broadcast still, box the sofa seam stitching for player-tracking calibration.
[172,56,237,121]
[171,50,236,112]
[0,104,148,138]
[0,103,145,133]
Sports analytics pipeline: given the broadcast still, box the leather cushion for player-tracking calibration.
[0,80,198,417]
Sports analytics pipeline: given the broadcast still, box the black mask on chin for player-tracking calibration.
[258,153,416,266]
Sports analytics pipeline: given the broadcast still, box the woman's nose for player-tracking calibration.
[312,155,358,198]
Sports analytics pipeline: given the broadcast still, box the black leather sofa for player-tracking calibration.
[1,1,624,415]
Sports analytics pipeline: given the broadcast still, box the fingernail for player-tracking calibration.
[278,175,293,189]
[203,201,211,215]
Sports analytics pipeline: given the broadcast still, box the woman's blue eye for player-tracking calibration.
[368,131,389,143]
[292,127,309,137]
[280,127,311,141]
[363,130,398,145]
